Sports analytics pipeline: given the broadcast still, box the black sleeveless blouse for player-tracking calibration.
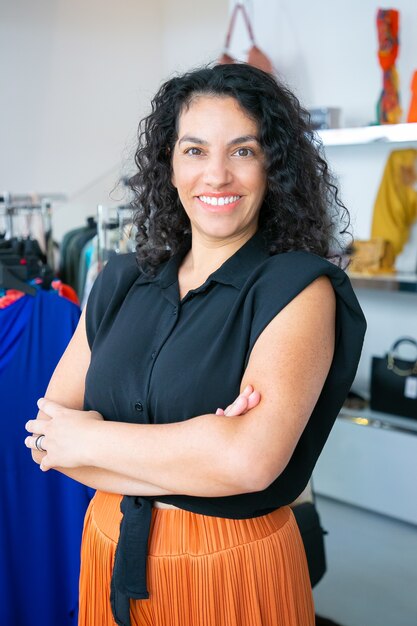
[84,229,366,626]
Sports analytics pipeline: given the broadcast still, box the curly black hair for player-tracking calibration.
[129,63,351,270]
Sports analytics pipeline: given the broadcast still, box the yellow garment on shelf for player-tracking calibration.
[371,149,417,256]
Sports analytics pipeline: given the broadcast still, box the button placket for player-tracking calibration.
[144,301,181,417]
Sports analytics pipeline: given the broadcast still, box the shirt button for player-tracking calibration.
[151,351,156,359]
[172,307,178,315]
[135,402,143,412]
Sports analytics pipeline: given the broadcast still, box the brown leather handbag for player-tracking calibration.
[218,3,274,74]
[348,238,395,274]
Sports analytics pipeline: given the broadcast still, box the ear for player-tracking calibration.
[167,146,177,188]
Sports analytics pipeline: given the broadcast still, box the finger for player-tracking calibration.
[215,408,225,415]
[246,390,261,411]
[36,397,66,417]
[40,458,51,472]
[24,435,34,449]
[224,393,248,416]
[224,395,248,417]
[36,410,52,422]
[223,386,253,414]
[237,390,261,415]
[224,390,261,417]
[24,435,46,450]
[25,420,46,435]
[240,385,253,398]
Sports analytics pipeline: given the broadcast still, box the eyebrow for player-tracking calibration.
[178,134,260,146]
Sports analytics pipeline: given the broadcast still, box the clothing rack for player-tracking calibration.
[0,192,66,268]
[96,204,136,266]
[0,192,66,207]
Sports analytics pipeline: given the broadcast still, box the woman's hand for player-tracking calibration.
[25,398,104,472]
[215,385,260,417]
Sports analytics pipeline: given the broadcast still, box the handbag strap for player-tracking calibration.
[390,336,417,352]
[387,336,417,376]
[224,3,255,51]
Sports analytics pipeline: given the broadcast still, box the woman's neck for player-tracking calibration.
[182,228,256,278]
[177,228,257,299]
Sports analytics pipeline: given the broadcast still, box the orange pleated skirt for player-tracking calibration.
[78,491,315,626]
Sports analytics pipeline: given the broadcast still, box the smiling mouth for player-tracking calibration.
[197,195,241,206]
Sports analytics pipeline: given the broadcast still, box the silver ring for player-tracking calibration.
[35,435,46,452]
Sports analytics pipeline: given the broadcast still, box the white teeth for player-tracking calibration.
[198,195,240,206]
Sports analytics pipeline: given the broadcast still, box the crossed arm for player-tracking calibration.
[25,275,335,498]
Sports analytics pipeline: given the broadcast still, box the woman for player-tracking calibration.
[25,64,366,626]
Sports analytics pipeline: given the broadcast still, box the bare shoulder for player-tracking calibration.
[254,273,335,348]
[293,274,336,315]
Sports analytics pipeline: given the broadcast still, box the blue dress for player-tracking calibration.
[0,289,93,626]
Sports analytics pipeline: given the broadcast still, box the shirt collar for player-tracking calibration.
[134,228,271,291]
[207,228,270,289]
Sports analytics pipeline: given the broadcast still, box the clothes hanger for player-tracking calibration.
[0,261,37,296]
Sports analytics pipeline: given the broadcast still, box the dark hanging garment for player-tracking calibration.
[59,219,97,293]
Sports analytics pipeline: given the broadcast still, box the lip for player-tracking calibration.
[195,195,242,212]
[195,193,242,198]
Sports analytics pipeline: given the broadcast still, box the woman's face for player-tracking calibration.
[171,95,267,243]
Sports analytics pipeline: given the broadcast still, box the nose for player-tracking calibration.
[202,153,233,188]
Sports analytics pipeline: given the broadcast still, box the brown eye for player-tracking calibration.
[234,147,254,157]
[185,147,202,156]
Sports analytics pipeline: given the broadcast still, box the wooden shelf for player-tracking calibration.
[317,123,417,146]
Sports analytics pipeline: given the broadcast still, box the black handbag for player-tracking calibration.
[370,336,417,419]
[291,502,327,588]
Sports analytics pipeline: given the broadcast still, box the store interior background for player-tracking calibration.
[2,1,417,625]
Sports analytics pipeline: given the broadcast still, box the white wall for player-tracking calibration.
[161,0,228,75]
[228,0,417,393]
[0,0,228,240]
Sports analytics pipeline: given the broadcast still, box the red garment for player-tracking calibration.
[51,280,80,306]
[0,290,26,309]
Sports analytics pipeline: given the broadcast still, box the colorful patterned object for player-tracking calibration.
[376,9,402,124]
[407,70,417,123]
